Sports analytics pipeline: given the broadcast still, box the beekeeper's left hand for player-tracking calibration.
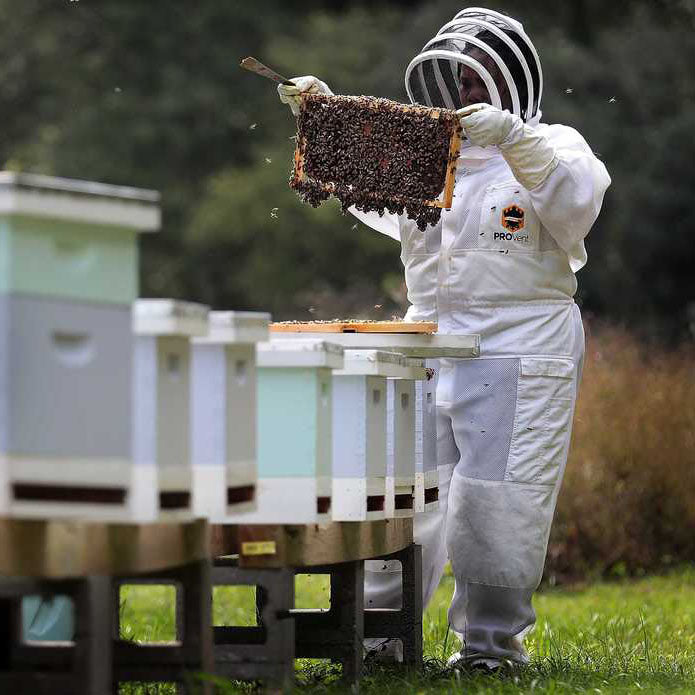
[458,103,559,190]
[456,103,520,147]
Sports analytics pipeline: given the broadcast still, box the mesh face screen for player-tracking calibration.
[407,10,542,121]
[291,93,461,231]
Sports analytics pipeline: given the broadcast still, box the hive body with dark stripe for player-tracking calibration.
[291,94,460,231]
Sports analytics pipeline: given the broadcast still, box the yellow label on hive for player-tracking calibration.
[242,541,277,556]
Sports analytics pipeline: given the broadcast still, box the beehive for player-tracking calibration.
[330,350,408,521]
[386,359,428,518]
[234,339,344,524]
[191,311,270,520]
[0,172,159,519]
[131,299,209,520]
[291,94,462,230]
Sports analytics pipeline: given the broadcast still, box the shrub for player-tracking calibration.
[546,323,695,583]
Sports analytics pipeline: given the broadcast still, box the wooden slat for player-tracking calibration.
[437,123,463,210]
[270,320,437,334]
[0,518,209,578]
[212,518,412,568]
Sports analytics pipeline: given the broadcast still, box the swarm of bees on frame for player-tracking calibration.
[290,94,460,231]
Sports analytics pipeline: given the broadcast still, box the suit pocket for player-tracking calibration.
[478,181,540,253]
[505,357,576,486]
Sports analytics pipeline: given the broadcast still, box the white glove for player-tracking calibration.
[456,103,516,147]
[457,103,559,190]
[277,75,334,116]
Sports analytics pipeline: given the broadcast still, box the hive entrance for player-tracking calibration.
[290,94,462,230]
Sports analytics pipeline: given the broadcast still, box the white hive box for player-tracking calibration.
[234,339,344,524]
[330,350,408,521]
[0,172,159,520]
[191,311,271,520]
[406,358,439,513]
[386,359,428,518]
[131,299,209,521]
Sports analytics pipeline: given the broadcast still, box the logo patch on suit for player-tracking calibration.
[501,204,525,232]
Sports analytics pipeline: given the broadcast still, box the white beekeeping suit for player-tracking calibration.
[279,6,610,669]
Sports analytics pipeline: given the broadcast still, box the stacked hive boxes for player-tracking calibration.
[0,172,159,519]
[236,339,344,524]
[332,350,425,521]
[191,311,271,520]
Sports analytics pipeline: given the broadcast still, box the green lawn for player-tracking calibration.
[119,567,695,693]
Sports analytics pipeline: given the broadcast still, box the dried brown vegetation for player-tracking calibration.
[547,324,695,583]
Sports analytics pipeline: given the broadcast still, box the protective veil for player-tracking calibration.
[354,8,611,666]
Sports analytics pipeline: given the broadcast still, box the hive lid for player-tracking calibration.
[333,349,407,377]
[270,330,480,358]
[257,339,344,369]
[271,320,437,334]
[0,171,160,231]
[133,299,209,337]
[194,311,271,344]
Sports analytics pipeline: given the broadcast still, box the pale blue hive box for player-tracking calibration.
[0,172,159,304]
[191,310,271,520]
[234,338,344,524]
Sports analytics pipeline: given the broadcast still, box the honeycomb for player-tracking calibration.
[290,94,461,231]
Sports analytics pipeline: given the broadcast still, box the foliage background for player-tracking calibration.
[2,0,694,341]
[2,1,694,578]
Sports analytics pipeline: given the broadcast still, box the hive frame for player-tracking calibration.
[292,95,462,211]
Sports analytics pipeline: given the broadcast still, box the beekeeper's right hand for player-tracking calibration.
[278,76,334,116]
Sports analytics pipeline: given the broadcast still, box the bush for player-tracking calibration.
[546,323,695,583]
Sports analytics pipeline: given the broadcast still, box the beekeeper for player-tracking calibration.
[279,7,610,671]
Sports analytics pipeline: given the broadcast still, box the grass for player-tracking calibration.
[118,565,695,694]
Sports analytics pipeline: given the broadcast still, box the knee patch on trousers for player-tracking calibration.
[447,473,554,588]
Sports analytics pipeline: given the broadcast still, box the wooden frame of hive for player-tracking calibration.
[270,320,437,334]
[291,95,462,210]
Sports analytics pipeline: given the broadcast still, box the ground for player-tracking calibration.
[119,566,695,693]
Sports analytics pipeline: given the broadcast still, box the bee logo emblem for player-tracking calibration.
[501,204,525,232]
